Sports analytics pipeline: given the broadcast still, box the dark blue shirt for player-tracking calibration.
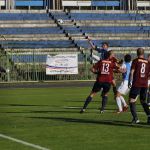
[95,47,108,60]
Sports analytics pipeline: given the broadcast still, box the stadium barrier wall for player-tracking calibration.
[0,48,96,82]
[1,46,150,83]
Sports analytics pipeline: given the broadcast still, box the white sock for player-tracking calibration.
[116,97,122,112]
[120,96,127,107]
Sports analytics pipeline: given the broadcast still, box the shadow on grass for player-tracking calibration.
[1,108,117,114]
[0,104,50,107]
[27,116,150,129]
[0,110,81,114]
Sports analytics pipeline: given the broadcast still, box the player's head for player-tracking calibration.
[104,50,113,59]
[101,42,109,50]
[137,48,144,57]
[124,54,132,63]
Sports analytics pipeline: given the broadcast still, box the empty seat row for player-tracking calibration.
[76,39,150,48]
[1,40,75,49]
[0,27,64,34]
[70,13,150,21]
[0,13,50,20]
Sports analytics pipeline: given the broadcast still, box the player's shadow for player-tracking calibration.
[0,110,80,114]
[0,104,50,107]
[28,116,150,129]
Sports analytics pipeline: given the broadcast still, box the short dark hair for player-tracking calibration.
[137,48,144,56]
[124,54,131,62]
[104,50,112,59]
[102,42,109,47]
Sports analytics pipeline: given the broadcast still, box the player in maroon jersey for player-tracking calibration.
[80,51,118,113]
[147,54,150,106]
[128,48,150,124]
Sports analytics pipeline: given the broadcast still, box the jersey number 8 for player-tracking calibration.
[141,63,146,74]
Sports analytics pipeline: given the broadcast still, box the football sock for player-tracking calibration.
[120,96,127,107]
[113,86,117,96]
[83,96,92,109]
[101,96,108,111]
[130,103,138,120]
[141,102,150,116]
[116,97,122,112]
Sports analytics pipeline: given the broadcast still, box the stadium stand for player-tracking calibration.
[0,10,79,81]
[49,10,150,52]
[0,10,150,81]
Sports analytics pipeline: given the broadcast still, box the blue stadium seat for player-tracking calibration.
[75,40,150,49]
[0,13,50,20]
[15,0,44,7]
[70,13,150,21]
[81,26,149,34]
[0,27,63,34]
[1,40,75,49]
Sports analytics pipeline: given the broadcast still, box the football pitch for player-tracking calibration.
[0,86,150,150]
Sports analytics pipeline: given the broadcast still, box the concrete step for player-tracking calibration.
[89,37,150,40]
[77,22,150,27]
[70,10,150,14]
[72,37,85,40]
[87,33,149,37]
[0,34,66,38]
[6,47,79,52]
[0,20,55,24]
[112,47,150,51]
[0,10,47,13]
[76,20,150,24]
[69,33,83,36]
[0,24,57,28]
[0,37,69,41]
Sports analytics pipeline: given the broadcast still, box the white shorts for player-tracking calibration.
[148,80,150,86]
[117,80,130,95]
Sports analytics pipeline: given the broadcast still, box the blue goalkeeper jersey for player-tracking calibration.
[95,47,108,60]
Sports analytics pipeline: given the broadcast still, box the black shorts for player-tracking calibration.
[92,81,111,94]
[129,87,148,101]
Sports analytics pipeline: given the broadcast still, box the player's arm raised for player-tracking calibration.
[86,36,96,50]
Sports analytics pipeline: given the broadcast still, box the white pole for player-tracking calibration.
[128,0,130,10]
[53,0,55,10]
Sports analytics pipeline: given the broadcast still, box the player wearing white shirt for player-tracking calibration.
[116,54,132,113]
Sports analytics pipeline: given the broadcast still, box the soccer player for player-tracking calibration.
[80,50,118,113]
[87,37,110,61]
[115,54,132,113]
[87,37,117,97]
[147,54,150,106]
[128,48,150,124]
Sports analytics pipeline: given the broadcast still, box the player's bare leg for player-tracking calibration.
[80,92,96,113]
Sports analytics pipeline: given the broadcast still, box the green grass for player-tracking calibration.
[0,87,150,150]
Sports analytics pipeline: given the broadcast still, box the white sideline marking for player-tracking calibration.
[0,133,50,150]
